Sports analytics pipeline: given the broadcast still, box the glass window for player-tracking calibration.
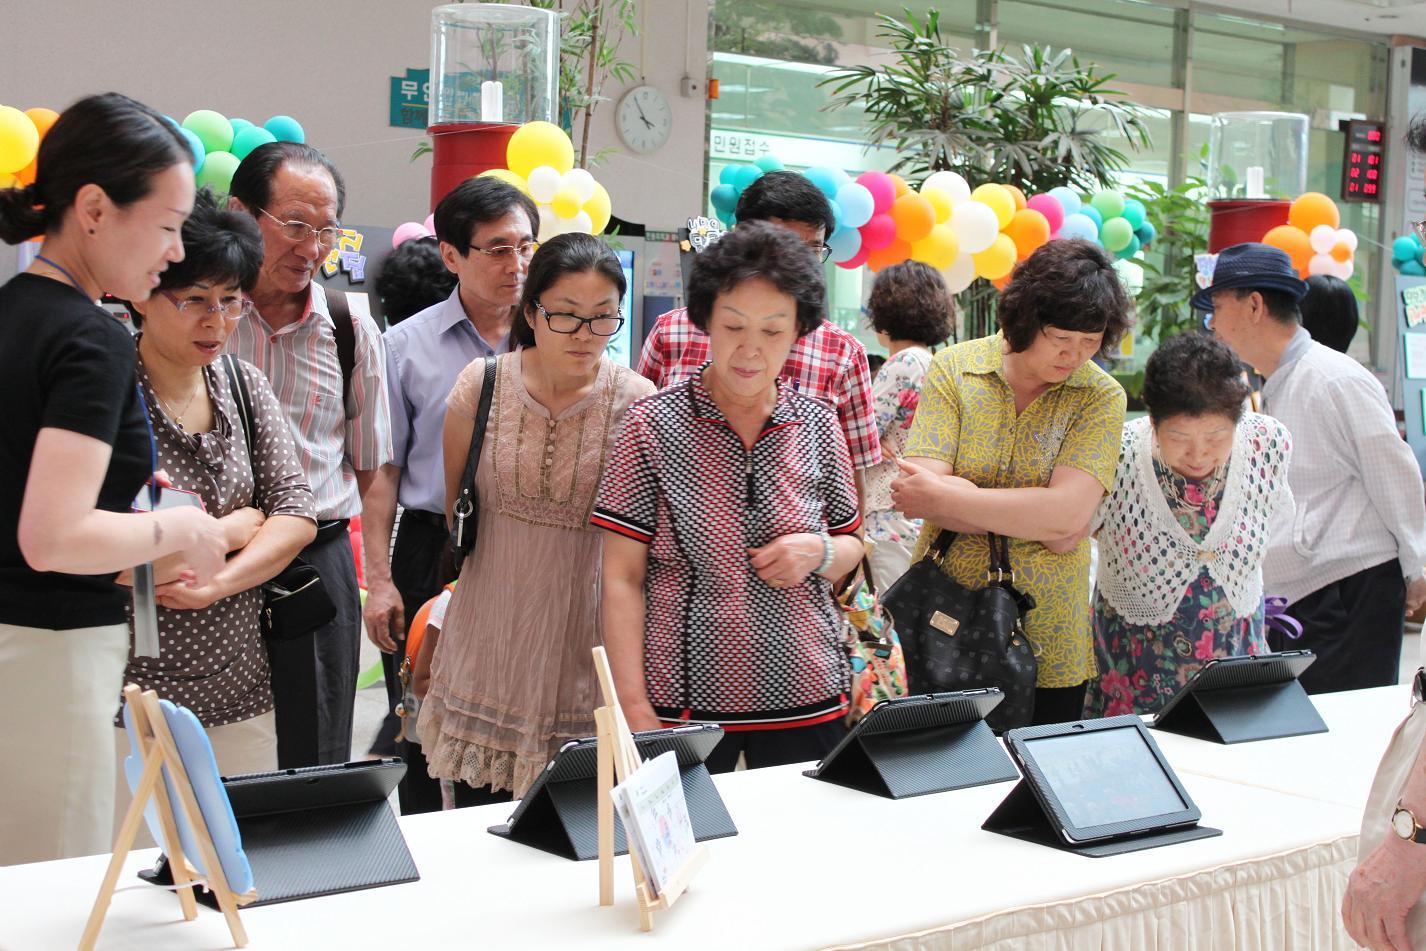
[999,0,1177,89]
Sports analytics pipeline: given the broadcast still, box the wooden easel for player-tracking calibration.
[80,685,254,950]
[592,646,708,932]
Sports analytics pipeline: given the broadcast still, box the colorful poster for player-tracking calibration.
[1404,285,1426,328]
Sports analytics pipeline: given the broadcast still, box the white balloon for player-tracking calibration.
[537,205,559,242]
[942,253,977,293]
[528,165,561,204]
[571,210,594,235]
[1308,252,1336,277]
[1309,224,1336,255]
[922,171,970,206]
[1334,258,1354,281]
[562,167,597,203]
[1336,228,1358,252]
[948,201,999,254]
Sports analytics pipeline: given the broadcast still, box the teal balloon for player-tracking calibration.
[1121,199,1146,231]
[803,166,845,200]
[230,117,254,136]
[1395,236,1421,263]
[716,208,737,228]
[827,225,862,264]
[719,165,740,186]
[264,115,304,144]
[1402,259,1426,277]
[710,184,738,214]
[1100,217,1134,252]
[1135,221,1157,247]
[176,127,206,174]
[195,150,241,194]
[1114,235,1142,260]
[1048,187,1081,215]
[1090,190,1125,221]
[732,164,761,193]
[1059,213,1099,243]
[1080,205,1103,228]
[182,109,233,154]
[754,155,784,173]
[230,125,277,160]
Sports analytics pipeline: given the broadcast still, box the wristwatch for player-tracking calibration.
[1392,800,1426,843]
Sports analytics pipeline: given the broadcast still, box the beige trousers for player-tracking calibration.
[1357,687,1426,943]
[0,621,130,866]
[113,709,277,849]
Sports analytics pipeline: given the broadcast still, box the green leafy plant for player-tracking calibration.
[1125,173,1211,347]
[817,8,1151,194]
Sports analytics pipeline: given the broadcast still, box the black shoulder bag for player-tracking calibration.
[222,355,337,641]
[880,531,1038,732]
[449,357,498,574]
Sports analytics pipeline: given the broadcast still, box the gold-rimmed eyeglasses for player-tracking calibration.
[469,241,540,261]
[259,207,343,250]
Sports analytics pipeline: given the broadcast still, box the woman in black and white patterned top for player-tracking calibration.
[113,191,315,805]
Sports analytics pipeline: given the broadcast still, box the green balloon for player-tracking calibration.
[1090,189,1125,221]
[196,150,241,194]
[230,125,277,160]
[1100,217,1134,253]
[182,110,233,155]
[1115,234,1142,261]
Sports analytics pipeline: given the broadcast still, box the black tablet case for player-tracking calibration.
[1152,653,1326,744]
[803,692,1018,798]
[488,727,737,861]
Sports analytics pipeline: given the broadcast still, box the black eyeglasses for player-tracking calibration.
[808,243,832,263]
[535,302,625,337]
[470,241,540,261]
[259,208,343,250]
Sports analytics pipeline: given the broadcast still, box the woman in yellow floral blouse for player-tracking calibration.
[891,240,1130,725]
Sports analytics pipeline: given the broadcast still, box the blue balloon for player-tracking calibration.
[1121,199,1147,231]
[803,166,846,200]
[1402,259,1426,277]
[177,127,206,174]
[754,155,784,173]
[1135,221,1158,247]
[835,182,875,229]
[1048,187,1082,216]
[263,115,304,144]
[716,208,737,228]
[719,165,741,186]
[1080,205,1103,228]
[830,201,843,232]
[733,164,762,193]
[827,225,862,264]
[1395,235,1421,264]
[1115,235,1142,261]
[710,184,739,214]
[1059,213,1100,244]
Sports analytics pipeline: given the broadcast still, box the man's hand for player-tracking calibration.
[363,578,404,653]
[1408,576,1426,616]
[1343,835,1426,950]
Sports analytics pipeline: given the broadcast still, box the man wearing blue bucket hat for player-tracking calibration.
[1200,242,1426,697]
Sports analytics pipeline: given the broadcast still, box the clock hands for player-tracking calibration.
[634,99,654,130]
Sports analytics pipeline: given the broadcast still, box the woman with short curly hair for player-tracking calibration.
[891,239,1130,725]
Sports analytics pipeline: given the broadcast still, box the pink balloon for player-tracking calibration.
[836,246,870,270]
[1025,194,1065,235]
[423,213,435,234]
[392,221,428,248]
[856,172,896,215]
[859,213,897,252]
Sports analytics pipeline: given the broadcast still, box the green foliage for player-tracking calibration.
[817,8,1151,193]
[1125,174,1211,346]
[712,0,845,65]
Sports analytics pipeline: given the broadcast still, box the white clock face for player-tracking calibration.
[617,86,672,155]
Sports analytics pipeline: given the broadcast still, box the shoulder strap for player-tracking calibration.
[326,290,356,403]
[454,357,498,516]
[222,354,256,453]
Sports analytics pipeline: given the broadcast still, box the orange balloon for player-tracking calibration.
[890,193,935,243]
[24,107,59,140]
[14,158,35,187]
[888,174,910,199]
[1262,225,1312,275]
[1330,242,1352,263]
[1004,208,1051,260]
[1288,192,1340,234]
[1004,184,1027,211]
[867,238,913,273]
[992,272,1013,291]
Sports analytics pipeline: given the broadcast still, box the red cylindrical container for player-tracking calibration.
[429,122,519,212]
[1207,199,1290,253]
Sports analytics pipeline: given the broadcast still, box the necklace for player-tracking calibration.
[1152,440,1227,513]
[33,254,93,299]
[154,377,203,430]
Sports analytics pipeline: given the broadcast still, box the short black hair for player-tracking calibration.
[734,171,835,238]
[685,220,826,338]
[867,261,955,348]
[229,141,347,218]
[1228,287,1301,325]
[1142,332,1250,425]
[999,239,1133,358]
[513,233,626,348]
[158,188,262,293]
[1408,113,1426,154]
[1300,274,1358,353]
[433,176,539,251]
[0,92,190,244]
[375,237,457,326]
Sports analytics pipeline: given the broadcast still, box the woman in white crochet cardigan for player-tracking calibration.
[1084,333,1293,717]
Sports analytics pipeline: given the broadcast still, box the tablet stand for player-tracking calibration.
[982,780,1222,857]
[1154,680,1327,744]
[82,685,253,950]
[592,647,708,933]
[804,719,1017,798]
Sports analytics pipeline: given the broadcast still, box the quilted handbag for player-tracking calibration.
[837,557,908,725]
[881,531,1038,733]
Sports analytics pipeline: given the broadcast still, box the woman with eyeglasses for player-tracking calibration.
[112,188,316,830]
[415,232,653,805]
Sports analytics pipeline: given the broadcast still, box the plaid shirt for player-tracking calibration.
[636,307,882,470]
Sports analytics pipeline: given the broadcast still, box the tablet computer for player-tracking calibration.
[1152,650,1324,743]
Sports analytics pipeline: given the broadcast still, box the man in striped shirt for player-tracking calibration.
[227,142,393,766]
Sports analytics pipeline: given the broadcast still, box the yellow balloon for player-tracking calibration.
[550,186,581,220]
[922,188,954,224]
[972,234,1016,280]
[477,167,530,195]
[0,171,18,190]
[0,105,41,175]
[970,183,1015,229]
[583,181,612,234]
[910,223,959,270]
[506,121,575,179]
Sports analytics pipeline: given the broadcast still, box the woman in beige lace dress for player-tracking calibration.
[415,233,654,806]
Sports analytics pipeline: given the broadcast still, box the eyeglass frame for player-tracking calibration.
[258,207,344,250]
[808,242,833,263]
[467,240,540,261]
[159,289,255,321]
[1413,219,1426,247]
[534,301,626,337]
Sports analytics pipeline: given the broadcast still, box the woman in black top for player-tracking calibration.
[0,93,228,865]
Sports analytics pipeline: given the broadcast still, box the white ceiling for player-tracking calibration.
[1199,0,1426,37]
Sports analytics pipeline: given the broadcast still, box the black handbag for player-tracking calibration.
[223,355,337,642]
[449,357,497,573]
[881,531,1038,732]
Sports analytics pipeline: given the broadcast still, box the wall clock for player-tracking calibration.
[616,85,672,155]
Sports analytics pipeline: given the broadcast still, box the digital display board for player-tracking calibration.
[1342,119,1385,203]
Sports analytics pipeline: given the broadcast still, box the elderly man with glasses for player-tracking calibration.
[226,141,393,769]
[358,176,539,813]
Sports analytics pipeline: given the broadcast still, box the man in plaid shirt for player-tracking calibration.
[637,172,882,487]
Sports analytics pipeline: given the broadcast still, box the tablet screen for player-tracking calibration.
[1023,725,1187,829]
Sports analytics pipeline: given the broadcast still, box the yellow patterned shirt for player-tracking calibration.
[903,334,1126,687]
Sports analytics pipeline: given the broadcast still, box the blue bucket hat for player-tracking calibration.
[1190,242,1308,313]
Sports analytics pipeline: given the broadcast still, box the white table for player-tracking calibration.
[0,687,1402,951]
